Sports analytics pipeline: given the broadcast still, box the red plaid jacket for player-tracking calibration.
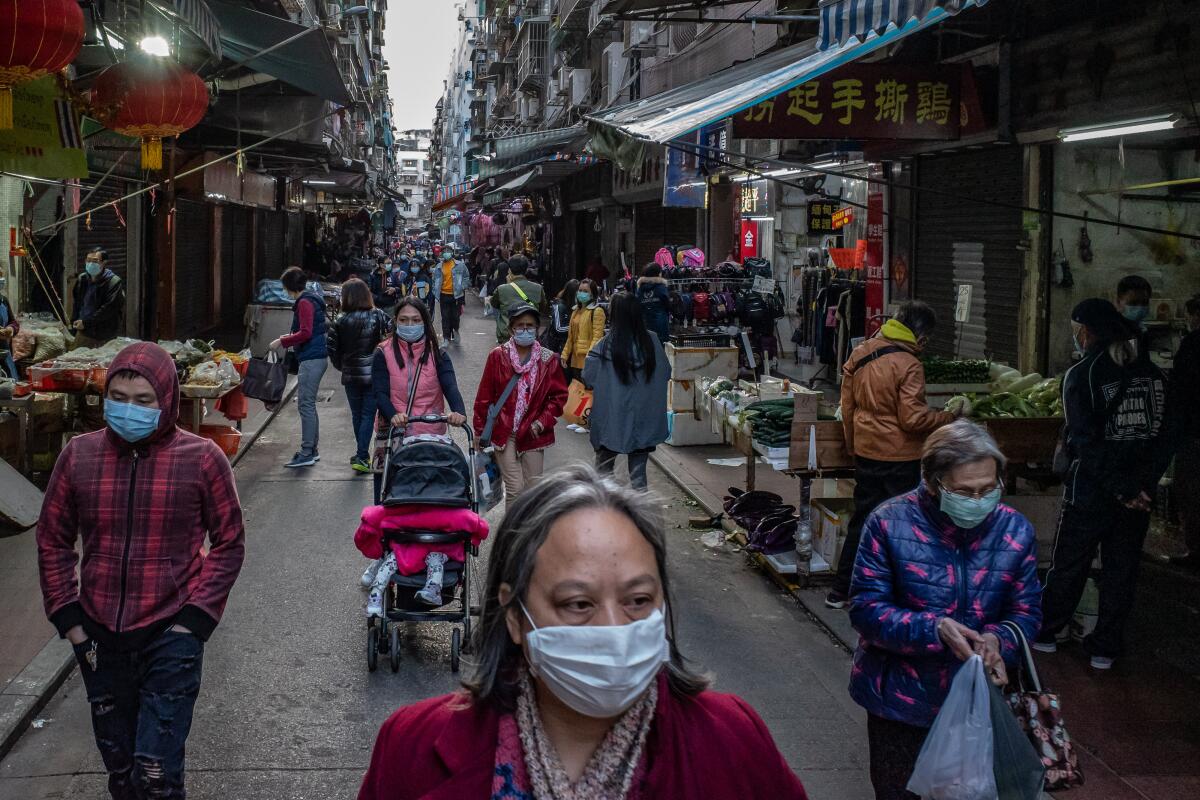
[37,342,245,648]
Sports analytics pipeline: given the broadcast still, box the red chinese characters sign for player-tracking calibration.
[740,220,758,260]
[732,64,962,141]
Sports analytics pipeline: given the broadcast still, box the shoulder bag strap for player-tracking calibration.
[847,344,908,376]
[511,282,531,303]
[481,373,521,446]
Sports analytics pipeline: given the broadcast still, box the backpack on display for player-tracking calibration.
[668,291,686,320]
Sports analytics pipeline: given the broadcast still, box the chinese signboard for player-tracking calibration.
[663,133,708,208]
[807,201,843,235]
[832,208,853,229]
[700,120,728,172]
[740,220,758,260]
[739,180,770,216]
[865,192,885,337]
[0,77,87,179]
[732,64,963,141]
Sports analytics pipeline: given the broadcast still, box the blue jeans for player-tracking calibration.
[74,631,204,800]
[344,382,376,461]
[297,358,327,457]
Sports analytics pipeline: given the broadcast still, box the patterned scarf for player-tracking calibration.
[490,670,655,800]
[503,339,541,433]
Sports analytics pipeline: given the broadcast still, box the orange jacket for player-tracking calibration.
[840,331,954,462]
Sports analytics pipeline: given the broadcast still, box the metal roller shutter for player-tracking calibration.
[174,200,211,339]
[285,211,304,270]
[221,207,250,329]
[633,202,697,268]
[78,179,128,280]
[913,147,1024,365]
[265,211,286,278]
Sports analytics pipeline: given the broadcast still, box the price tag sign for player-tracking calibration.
[954,284,973,323]
[831,208,854,229]
[752,275,776,294]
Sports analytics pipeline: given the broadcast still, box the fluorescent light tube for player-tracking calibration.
[1059,114,1182,143]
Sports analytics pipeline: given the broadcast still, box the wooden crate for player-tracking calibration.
[789,419,854,471]
[982,417,1062,464]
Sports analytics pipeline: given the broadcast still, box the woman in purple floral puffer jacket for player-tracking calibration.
[848,419,1043,800]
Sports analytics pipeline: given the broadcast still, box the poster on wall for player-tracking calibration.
[865,192,885,337]
[663,133,708,208]
[740,220,759,260]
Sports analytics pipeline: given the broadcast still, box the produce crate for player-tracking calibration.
[665,343,739,381]
[28,362,88,392]
[88,366,108,391]
[199,424,241,458]
[670,330,735,348]
[982,417,1063,464]
[789,420,854,471]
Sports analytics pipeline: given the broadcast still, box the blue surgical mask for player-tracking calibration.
[1122,305,1149,324]
[85,261,102,278]
[938,484,1002,529]
[512,329,537,347]
[396,323,425,342]
[104,400,161,443]
[576,291,592,305]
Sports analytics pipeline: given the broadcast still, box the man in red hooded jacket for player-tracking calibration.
[37,342,246,800]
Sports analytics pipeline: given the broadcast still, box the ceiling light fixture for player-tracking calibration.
[139,35,170,57]
[1059,113,1182,143]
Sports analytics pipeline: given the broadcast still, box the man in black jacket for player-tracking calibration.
[1036,299,1171,669]
[71,248,125,348]
[1170,296,1200,568]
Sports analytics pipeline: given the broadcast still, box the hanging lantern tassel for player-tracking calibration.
[0,86,12,129]
[141,136,163,171]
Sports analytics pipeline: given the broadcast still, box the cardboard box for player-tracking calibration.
[811,498,855,572]
[665,344,739,381]
[666,410,722,446]
[788,419,853,471]
[668,380,697,412]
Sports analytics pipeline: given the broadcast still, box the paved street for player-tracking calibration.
[0,297,872,800]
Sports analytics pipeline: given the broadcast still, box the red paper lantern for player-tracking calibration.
[92,60,209,170]
[0,0,85,128]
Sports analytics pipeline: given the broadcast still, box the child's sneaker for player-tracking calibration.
[415,582,443,607]
[366,589,384,617]
[360,558,382,589]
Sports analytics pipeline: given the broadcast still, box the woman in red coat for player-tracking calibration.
[472,303,568,499]
[359,464,808,800]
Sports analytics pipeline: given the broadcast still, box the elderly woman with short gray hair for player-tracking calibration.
[359,465,808,800]
[847,419,1042,800]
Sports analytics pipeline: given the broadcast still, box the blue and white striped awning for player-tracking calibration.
[818,0,990,50]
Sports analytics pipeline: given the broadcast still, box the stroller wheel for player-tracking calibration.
[389,625,402,673]
[366,624,379,673]
[450,628,461,673]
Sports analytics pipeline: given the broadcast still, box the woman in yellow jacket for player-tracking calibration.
[561,278,606,385]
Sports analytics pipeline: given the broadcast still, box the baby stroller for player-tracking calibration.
[367,415,482,673]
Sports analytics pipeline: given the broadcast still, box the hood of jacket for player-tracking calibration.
[880,318,918,346]
[104,341,180,444]
[638,275,668,288]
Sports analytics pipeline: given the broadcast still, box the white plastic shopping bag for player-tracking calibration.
[907,654,998,800]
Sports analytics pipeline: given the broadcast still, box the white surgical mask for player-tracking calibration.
[521,603,669,719]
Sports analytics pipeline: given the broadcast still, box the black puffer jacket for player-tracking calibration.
[328,308,391,386]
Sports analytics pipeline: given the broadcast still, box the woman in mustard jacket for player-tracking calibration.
[561,278,606,385]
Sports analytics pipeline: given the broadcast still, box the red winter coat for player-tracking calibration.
[358,672,808,800]
[472,345,568,453]
[37,342,246,649]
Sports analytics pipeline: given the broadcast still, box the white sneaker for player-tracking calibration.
[573,425,588,434]
[566,423,581,432]
[366,589,384,617]
[415,583,443,607]
[1032,641,1058,654]
[360,559,382,589]
[1090,655,1114,670]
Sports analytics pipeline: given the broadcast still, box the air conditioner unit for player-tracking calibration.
[569,68,591,106]
[623,21,656,54]
[602,43,627,106]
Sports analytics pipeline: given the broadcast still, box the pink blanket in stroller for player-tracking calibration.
[354,504,490,575]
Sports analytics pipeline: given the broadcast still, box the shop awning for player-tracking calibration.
[818,0,990,50]
[588,2,980,146]
[206,0,352,106]
[433,178,481,211]
[491,125,589,161]
[599,0,726,14]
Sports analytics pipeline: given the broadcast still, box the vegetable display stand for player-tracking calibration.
[981,417,1063,465]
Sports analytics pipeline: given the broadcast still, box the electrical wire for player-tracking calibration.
[31,105,346,237]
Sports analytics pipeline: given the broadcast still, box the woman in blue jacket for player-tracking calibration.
[636,263,671,343]
[848,419,1042,800]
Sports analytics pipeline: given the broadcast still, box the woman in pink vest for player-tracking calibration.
[371,297,467,503]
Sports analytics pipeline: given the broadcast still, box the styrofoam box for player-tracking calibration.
[668,380,697,412]
[665,344,739,381]
[666,410,723,446]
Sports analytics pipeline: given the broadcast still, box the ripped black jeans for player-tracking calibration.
[73,630,204,800]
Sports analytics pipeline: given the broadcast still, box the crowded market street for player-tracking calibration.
[0,298,873,800]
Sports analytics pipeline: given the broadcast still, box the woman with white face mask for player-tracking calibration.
[359,465,809,800]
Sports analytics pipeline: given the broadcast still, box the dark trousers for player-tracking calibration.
[596,447,652,490]
[834,457,922,596]
[867,713,927,800]
[74,631,204,800]
[1175,439,1200,555]
[1039,495,1150,657]
[439,293,460,339]
[344,383,376,461]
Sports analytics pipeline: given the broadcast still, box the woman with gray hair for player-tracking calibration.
[359,465,808,800]
[847,419,1042,800]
